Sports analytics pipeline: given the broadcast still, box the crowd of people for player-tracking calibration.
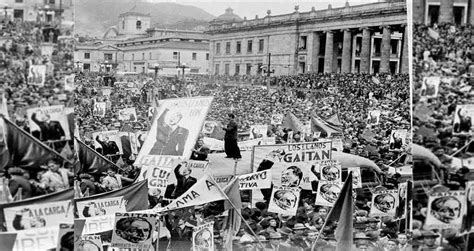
[412,20,473,250]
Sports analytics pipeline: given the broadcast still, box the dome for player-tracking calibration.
[213,7,242,23]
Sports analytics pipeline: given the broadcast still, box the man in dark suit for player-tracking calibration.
[222,113,241,159]
[31,110,65,141]
[150,109,189,156]
[96,134,120,156]
[171,163,197,199]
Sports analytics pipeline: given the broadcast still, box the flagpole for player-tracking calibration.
[209,176,266,250]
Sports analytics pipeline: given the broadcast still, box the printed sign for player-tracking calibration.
[93,102,106,117]
[421,76,440,98]
[238,170,271,190]
[27,105,71,141]
[319,160,342,183]
[92,130,123,155]
[192,222,214,251]
[56,223,74,251]
[268,186,301,216]
[118,107,137,122]
[315,181,342,207]
[249,125,268,139]
[367,110,381,125]
[76,234,103,251]
[347,167,362,189]
[271,114,283,125]
[389,129,407,151]
[111,212,157,250]
[28,65,46,86]
[369,190,399,217]
[425,191,466,230]
[453,104,474,135]
[76,196,127,218]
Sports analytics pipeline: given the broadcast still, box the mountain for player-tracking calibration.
[75,0,216,38]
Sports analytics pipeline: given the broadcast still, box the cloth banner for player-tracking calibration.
[238,170,271,190]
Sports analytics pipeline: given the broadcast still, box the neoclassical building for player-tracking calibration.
[413,0,473,25]
[207,1,408,76]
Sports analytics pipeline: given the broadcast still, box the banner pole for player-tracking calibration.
[209,176,266,250]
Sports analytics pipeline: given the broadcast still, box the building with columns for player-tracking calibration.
[412,0,473,25]
[207,1,408,76]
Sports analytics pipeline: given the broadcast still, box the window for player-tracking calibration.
[104,53,113,61]
[258,39,264,52]
[225,42,231,54]
[216,43,221,54]
[15,0,23,3]
[246,63,252,74]
[235,64,240,75]
[142,53,145,60]
[299,36,307,50]
[206,53,209,60]
[215,64,220,75]
[122,20,125,29]
[49,0,55,4]
[132,54,134,60]
[83,63,90,71]
[391,40,398,54]
[247,40,253,53]
[225,64,230,75]
[136,21,142,29]
[149,52,152,60]
[192,53,197,60]
[236,41,241,53]
[134,67,137,72]
[257,63,263,74]
[173,52,178,60]
[84,52,90,59]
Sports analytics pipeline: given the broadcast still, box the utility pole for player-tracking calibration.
[264,53,274,89]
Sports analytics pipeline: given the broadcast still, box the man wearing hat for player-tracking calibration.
[290,223,309,250]
[419,231,439,250]
[354,232,376,251]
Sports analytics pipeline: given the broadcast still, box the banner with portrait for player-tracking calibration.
[319,160,342,183]
[315,181,342,207]
[111,212,157,250]
[3,200,73,231]
[76,234,103,251]
[347,167,362,189]
[92,130,123,155]
[202,121,217,134]
[369,190,399,217]
[135,97,214,170]
[56,223,74,251]
[367,110,381,126]
[238,170,271,190]
[389,129,407,151]
[268,186,301,216]
[27,65,46,86]
[26,105,71,141]
[425,191,466,230]
[420,76,440,98]
[118,108,137,122]
[64,74,75,91]
[93,102,106,117]
[192,222,214,251]
[249,125,268,139]
[271,114,283,125]
[453,104,474,135]
[251,141,332,191]
[397,182,408,219]
[76,196,127,218]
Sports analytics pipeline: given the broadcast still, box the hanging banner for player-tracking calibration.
[76,234,103,251]
[135,97,214,170]
[315,181,342,207]
[118,107,137,122]
[76,196,127,218]
[425,191,466,230]
[389,129,407,151]
[3,200,72,231]
[192,222,214,251]
[347,167,362,189]
[268,186,301,216]
[369,190,399,217]
[27,65,46,86]
[249,125,268,139]
[26,105,71,141]
[453,104,474,135]
[111,212,157,250]
[92,130,123,155]
[238,170,271,190]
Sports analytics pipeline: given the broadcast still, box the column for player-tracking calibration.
[360,28,371,73]
[341,29,352,73]
[311,32,320,72]
[324,31,334,73]
[380,26,391,73]
[439,0,454,23]
[401,25,409,73]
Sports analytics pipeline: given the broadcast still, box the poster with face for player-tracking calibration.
[347,167,362,189]
[111,212,157,250]
[268,186,301,216]
[249,125,268,139]
[465,181,474,202]
[202,121,217,134]
[421,76,440,98]
[271,114,283,125]
[3,200,73,231]
[135,97,213,170]
[76,196,127,218]
[425,191,466,230]
[26,105,71,141]
[92,130,123,155]
[28,65,46,86]
[319,160,342,183]
[192,222,214,251]
[389,129,407,151]
[64,74,75,91]
[370,190,399,217]
[453,104,474,135]
[398,182,408,219]
[57,223,74,251]
[93,102,106,118]
[252,142,331,190]
[76,235,103,251]
[315,181,342,207]
[367,110,381,126]
[118,108,137,122]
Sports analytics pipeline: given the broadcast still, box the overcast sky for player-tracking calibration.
[143,0,380,18]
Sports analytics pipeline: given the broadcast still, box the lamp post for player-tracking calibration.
[176,52,189,91]
[153,63,162,81]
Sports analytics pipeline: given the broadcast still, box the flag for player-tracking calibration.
[76,138,119,175]
[282,112,305,133]
[209,121,225,140]
[0,117,69,171]
[310,112,342,138]
[60,142,74,160]
[116,156,125,168]
[0,232,17,251]
[326,113,342,127]
[325,172,353,251]
[223,177,242,210]
[221,178,242,251]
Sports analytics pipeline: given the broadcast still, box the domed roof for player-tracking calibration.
[213,7,242,22]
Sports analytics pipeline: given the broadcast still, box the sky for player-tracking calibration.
[143,0,380,18]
